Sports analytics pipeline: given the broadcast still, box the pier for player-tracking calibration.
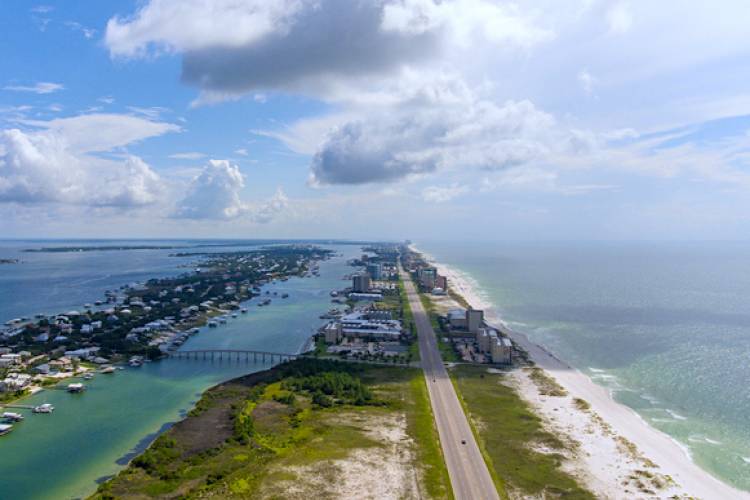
[168,349,299,363]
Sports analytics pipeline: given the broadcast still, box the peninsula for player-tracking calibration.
[0,245,331,405]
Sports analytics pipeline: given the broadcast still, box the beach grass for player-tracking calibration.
[449,364,595,500]
[91,360,452,499]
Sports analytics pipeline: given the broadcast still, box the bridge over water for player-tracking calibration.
[167,349,299,363]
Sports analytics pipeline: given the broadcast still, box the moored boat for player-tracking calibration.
[33,403,54,414]
[2,412,24,422]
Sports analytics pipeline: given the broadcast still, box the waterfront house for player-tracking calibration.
[33,363,51,375]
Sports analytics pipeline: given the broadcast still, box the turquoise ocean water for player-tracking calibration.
[420,240,750,491]
[0,240,358,500]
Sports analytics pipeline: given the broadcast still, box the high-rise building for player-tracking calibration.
[466,309,484,333]
[366,262,382,280]
[435,275,448,291]
[419,267,437,289]
[352,273,371,293]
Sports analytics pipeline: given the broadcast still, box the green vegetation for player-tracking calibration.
[450,365,594,500]
[573,398,591,411]
[527,367,568,397]
[92,359,452,499]
[0,388,29,403]
[398,278,420,362]
[418,291,459,362]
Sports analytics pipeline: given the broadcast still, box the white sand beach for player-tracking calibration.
[416,246,750,499]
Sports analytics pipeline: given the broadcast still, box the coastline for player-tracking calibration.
[415,244,750,499]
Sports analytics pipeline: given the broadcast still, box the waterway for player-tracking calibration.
[0,240,357,500]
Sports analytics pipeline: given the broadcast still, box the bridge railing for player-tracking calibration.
[167,349,299,363]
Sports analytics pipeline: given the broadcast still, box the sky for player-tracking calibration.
[2,0,750,241]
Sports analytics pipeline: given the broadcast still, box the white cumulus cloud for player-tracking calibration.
[173,159,288,222]
[0,113,178,207]
[307,78,576,185]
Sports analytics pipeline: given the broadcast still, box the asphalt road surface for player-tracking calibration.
[401,268,499,500]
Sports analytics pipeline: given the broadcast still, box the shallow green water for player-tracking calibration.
[0,244,356,500]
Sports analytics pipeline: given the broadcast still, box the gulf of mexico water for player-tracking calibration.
[0,240,358,500]
[420,240,750,492]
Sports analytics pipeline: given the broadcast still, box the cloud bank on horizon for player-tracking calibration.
[2,0,750,239]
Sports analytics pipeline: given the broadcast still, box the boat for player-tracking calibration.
[0,424,13,436]
[67,383,86,393]
[231,313,238,318]
[33,403,54,414]
[330,291,338,297]
[218,316,227,324]
[240,308,248,314]
[100,366,115,374]
[281,293,289,299]
[129,356,144,367]
[2,412,23,422]
[83,373,94,380]
[208,321,218,328]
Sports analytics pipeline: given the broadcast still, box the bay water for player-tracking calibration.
[0,240,357,499]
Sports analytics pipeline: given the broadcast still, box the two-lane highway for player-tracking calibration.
[401,267,499,500]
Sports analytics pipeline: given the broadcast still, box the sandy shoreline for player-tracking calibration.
[415,245,749,499]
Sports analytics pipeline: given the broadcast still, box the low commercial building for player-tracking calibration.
[348,292,383,301]
[325,310,403,342]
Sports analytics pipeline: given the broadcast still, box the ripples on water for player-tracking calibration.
[421,240,750,491]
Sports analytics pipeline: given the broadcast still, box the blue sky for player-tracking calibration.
[2,0,750,241]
